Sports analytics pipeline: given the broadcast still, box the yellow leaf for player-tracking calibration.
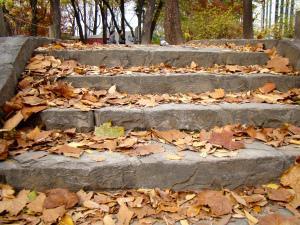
[263,183,280,190]
[289,139,300,145]
[244,210,258,225]
[180,219,189,225]
[59,214,74,225]
[166,154,182,160]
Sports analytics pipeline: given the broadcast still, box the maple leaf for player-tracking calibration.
[208,128,244,150]
[44,188,79,209]
[266,56,291,73]
[195,190,233,216]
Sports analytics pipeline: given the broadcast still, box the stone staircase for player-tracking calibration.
[1,39,300,192]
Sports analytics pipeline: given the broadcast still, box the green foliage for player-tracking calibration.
[181,7,242,40]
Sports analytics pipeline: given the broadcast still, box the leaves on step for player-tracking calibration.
[94,122,125,139]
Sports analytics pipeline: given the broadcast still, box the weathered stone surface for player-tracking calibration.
[63,73,300,94]
[94,103,300,130]
[0,142,298,191]
[37,46,269,67]
[277,40,300,71]
[0,37,53,121]
[39,108,94,132]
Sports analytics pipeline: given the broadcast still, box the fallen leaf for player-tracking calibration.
[126,144,165,156]
[0,140,8,160]
[3,111,24,130]
[94,122,125,138]
[27,192,46,213]
[42,206,66,223]
[21,105,47,120]
[59,214,74,225]
[54,145,84,158]
[22,96,46,106]
[259,83,276,94]
[267,56,291,73]
[208,129,244,150]
[195,191,233,217]
[104,215,116,225]
[244,210,258,225]
[209,89,225,99]
[267,188,294,202]
[83,200,100,209]
[0,190,29,216]
[152,129,188,143]
[44,188,79,209]
[117,203,134,225]
[259,213,300,225]
[190,61,198,69]
[166,154,182,160]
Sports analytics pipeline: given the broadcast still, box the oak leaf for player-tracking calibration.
[44,188,79,209]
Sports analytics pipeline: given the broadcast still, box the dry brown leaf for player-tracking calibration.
[44,188,79,209]
[281,164,300,208]
[266,56,291,73]
[27,192,46,213]
[209,89,225,99]
[267,188,294,203]
[195,190,233,217]
[259,213,300,225]
[42,206,66,223]
[0,190,29,216]
[117,203,134,225]
[208,129,244,151]
[126,144,165,156]
[54,145,84,158]
[0,140,8,160]
[153,129,188,143]
[22,96,46,106]
[103,215,116,225]
[3,111,24,130]
[21,105,47,120]
[259,83,276,94]
[244,210,258,224]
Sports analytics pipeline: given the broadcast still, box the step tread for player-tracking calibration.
[1,141,298,190]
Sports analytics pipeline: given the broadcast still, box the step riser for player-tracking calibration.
[0,144,297,191]
[39,104,300,132]
[63,74,300,94]
[38,49,269,67]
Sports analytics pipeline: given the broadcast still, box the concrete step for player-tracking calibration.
[0,142,298,191]
[39,103,300,132]
[36,46,269,67]
[62,73,300,94]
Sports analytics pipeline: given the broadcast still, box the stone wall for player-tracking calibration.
[0,37,52,119]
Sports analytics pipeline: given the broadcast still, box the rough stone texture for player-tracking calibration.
[277,40,300,71]
[296,11,300,40]
[0,142,298,191]
[63,73,300,94]
[0,37,52,119]
[39,108,94,132]
[94,103,300,130]
[39,103,300,131]
[37,46,269,67]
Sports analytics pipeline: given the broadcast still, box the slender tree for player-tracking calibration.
[93,0,99,35]
[243,0,254,38]
[265,0,269,31]
[289,0,295,32]
[279,0,284,34]
[99,1,108,44]
[268,0,272,28]
[262,0,265,30]
[164,0,184,44]
[275,0,280,24]
[70,0,85,42]
[119,0,126,44]
[141,0,155,44]
[29,0,38,36]
[150,0,163,40]
[50,0,61,39]
[284,0,290,35]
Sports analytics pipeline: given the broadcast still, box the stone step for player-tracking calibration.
[39,103,300,132]
[36,46,269,67]
[62,73,300,94]
[0,142,298,191]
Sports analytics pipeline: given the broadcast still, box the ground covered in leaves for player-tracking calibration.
[0,162,300,225]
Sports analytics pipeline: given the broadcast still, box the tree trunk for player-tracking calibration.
[93,0,99,35]
[70,0,85,42]
[243,0,254,38]
[119,0,126,44]
[279,0,284,35]
[83,0,88,39]
[30,0,38,36]
[289,0,295,32]
[268,0,272,28]
[136,0,144,43]
[266,0,269,31]
[50,0,61,39]
[164,0,184,45]
[284,0,290,35]
[102,0,121,35]
[0,8,7,36]
[275,0,279,24]
[262,0,265,30]
[151,0,163,38]
[99,1,107,44]
[142,0,155,44]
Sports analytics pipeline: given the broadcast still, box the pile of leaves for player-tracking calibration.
[2,79,300,131]
[23,52,298,78]
[1,123,300,161]
[0,162,299,225]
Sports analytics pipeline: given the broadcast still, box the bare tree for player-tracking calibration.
[243,0,254,38]
[99,0,108,43]
[70,0,85,42]
[164,0,184,44]
[119,0,126,44]
[29,0,38,36]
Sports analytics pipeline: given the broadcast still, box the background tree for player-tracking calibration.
[164,0,183,44]
[243,0,254,38]
[50,0,61,38]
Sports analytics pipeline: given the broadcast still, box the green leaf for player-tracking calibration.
[94,122,125,138]
[27,190,37,201]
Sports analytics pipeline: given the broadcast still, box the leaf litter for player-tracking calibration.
[0,162,300,224]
